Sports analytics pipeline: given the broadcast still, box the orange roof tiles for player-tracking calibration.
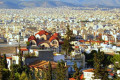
[6,57,12,59]
[35,30,49,36]
[83,68,94,72]
[69,74,83,80]
[49,35,58,42]
[29,61,58,69]
[20,48,28,51]
[53,33,59,37]
[28,35,36,41]
[75,46,79,48]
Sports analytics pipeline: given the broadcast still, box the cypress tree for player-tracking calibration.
[73,62,82,80]
[93,49,101,79]
[18,45,22,68]
[3,54,8,69]
[62,25,74,56]
[46,62,52,80]
[0,53,3,80]
[56,60,67,80]
[10,65,15,80]
[94,49,110,80]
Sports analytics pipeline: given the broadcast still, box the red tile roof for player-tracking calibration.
[79,40,85,42]
[83,68,94,72]
[80,74,83,79]
[49,35,59,42]
[69,74,83,80]
[28,35,36,42]
[6,57,12,59]
[20,48,28,51]
[53,33,59,37]
[75,46,79,48]
[29,61,58,69]
[35,30,49,36]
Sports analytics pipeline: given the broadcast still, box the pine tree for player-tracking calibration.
[73,62,82,80]
[10,65,15,80]
[93,49,110,80]
[0,53,3,80]
[46,62,52,80]
[20,72,28,80]
[62,25,74,56]
[56,60,67,80]
[93,49,102,79]
[3,54,8,69]
[18,45,23,68]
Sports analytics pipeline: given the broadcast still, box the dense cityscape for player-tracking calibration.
[0,5,120,80]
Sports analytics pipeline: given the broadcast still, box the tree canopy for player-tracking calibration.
[62,25,74,56]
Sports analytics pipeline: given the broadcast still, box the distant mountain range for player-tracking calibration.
[0,0,120,9]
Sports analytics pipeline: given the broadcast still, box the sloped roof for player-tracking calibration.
[49,35,59,42]
[35,30,49,36]
[28,35,36,41]
[29,60,57,69]
[53,33,59,37]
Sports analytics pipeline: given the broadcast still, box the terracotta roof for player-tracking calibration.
[110,73,114,76]
[28,35,36,42]
[69,74,83,80]
[29,61,58,69]
[20,48,28,51]
[80,74,83,79]
[6,57,12,59]
[75,46,79,48]
[79,40,85,42]
[53,33,59,37]
[35,30,49,36]
[83,68,94,72]
[49,35,58,42]
[79,40,103,43]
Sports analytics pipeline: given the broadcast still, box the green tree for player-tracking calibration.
[18,45,23,69]
[3,54,8,69]
[85,50,97,67]
[56,60,67,80]
[46,62,52,80]
[20,72,28,80]
[0,53,3,80]
[14,72,20,80]
[2,68,10,80]
[62,25,74,56]
[93,49,111,80]
[112,54,120,79]
[10,69,15,80]
[73,62,82,80]
[112,54,120,71]
[26,41,30,55]
[93,51,101,79]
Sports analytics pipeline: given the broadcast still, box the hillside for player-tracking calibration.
[0,0,120,9]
